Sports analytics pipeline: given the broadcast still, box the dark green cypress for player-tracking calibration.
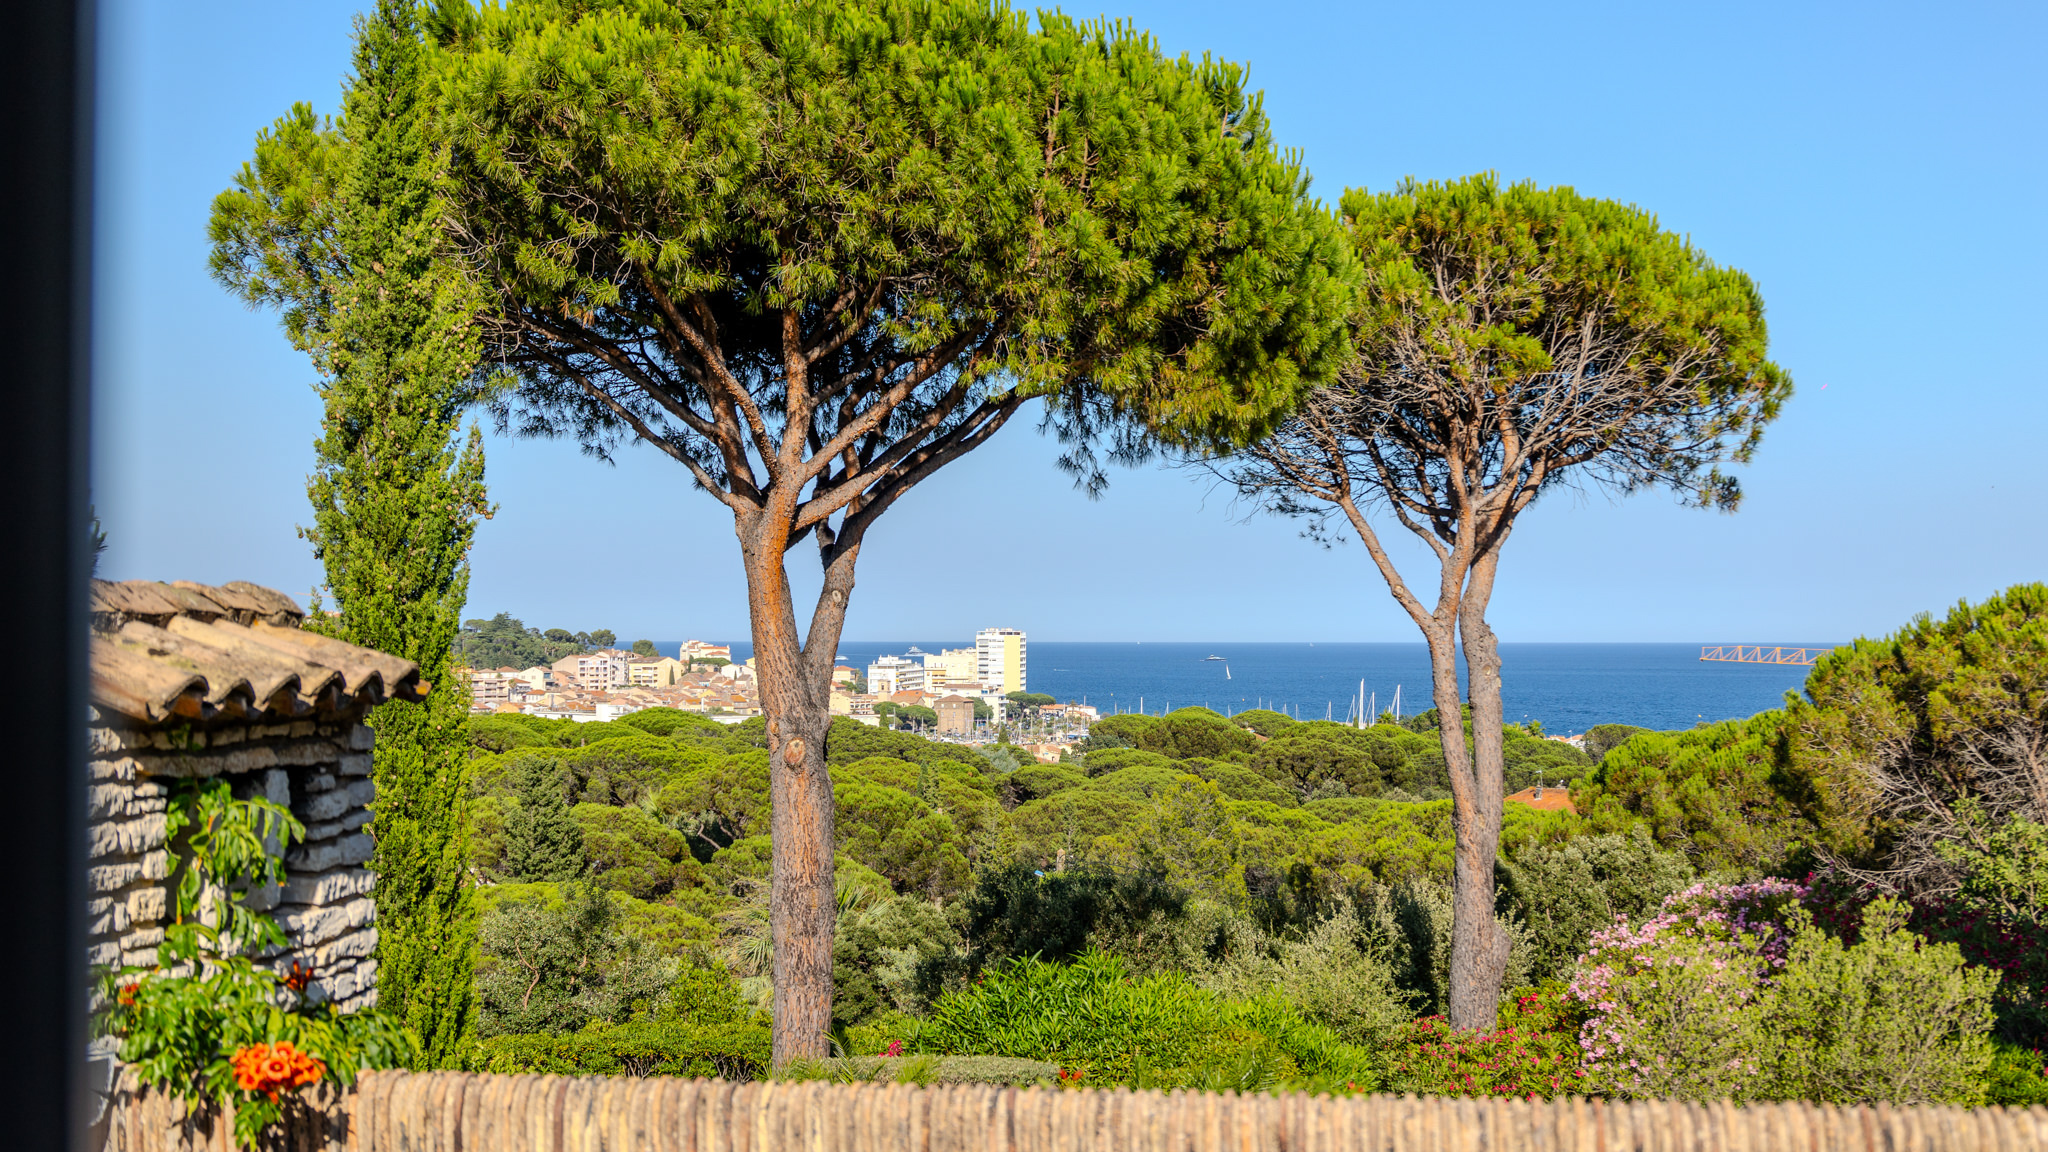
[305,1,488,1067]
[503,758,585,884]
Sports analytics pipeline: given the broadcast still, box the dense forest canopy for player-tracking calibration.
[453,586,2046,1103]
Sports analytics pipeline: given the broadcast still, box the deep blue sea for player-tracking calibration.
[653,640,1840,735]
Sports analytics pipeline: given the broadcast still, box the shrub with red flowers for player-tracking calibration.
[92,780,415,1147]
[230,1041,326,1101]
[1382,986,1585,1098]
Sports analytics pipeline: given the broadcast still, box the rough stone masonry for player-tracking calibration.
[86,578,427,1012]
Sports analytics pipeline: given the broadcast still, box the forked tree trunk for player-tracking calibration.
[738,514,860,1066]
[1446,547,1511,1030]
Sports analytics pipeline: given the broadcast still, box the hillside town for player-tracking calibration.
[461,626,1099,758]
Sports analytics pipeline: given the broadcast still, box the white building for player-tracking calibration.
[975,628,1027,695]
[866,654,923,696]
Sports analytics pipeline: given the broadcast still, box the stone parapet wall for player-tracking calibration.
[86,711,380,1011]
[98,1069,2048,1152]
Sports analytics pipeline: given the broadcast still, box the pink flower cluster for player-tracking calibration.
[1565,879,1810,1090]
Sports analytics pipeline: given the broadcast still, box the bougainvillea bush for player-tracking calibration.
[1382,986,1585,1098]
[1566,879,1997,1104]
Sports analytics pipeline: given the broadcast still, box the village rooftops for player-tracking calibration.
[88,578,427,727]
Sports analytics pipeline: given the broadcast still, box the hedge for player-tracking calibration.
[465,1022,770,1080]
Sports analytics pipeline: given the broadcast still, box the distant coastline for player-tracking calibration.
[648,640,1833,734]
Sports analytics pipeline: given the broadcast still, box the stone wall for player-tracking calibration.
[86,709,380,1011]
[97,1069,2048,1152]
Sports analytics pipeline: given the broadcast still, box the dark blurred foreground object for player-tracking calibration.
[0,0,94,1150]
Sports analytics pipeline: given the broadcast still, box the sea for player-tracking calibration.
[652,640,1840,735]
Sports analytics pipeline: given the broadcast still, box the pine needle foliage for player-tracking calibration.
[209,0,491,1068]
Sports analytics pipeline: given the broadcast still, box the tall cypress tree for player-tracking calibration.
[503,757,585,884]
[209,0,488,1067]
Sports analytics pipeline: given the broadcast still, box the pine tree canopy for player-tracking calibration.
[428,0,1356,530]
[1330,174,1792,518]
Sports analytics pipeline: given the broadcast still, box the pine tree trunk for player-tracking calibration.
[739,517,857,1065]
[1446,547,1511,1031]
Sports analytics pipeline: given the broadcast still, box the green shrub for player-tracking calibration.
[1356,879,1533,1017]
[1383,986,1585,1098]
[1199,906,1412,1047]
[922,951,1374,1088]
[1984,1042,2048,1106]
[1501,827,1694,983]
[957,864,1188,974]
[95,780,414,1148]
[1767,899,1996,1104]
[1933,816,2048,1046]
[474,881,680,1036]
[833,895,962,1026]
[466,1021,770,1079]
[863,1055,1057,1085]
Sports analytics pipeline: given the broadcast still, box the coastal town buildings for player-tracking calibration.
[975,627,1027,694]
[866,653,923,695]
[935,694,976,735]
[461,627,1100,743]
[627,655,690,686]
[922,647,978,691]
[552,648,633,690]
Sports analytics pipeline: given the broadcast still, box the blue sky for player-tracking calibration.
[92,0,2046,645]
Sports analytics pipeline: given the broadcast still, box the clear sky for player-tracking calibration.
[92,0,2046,645]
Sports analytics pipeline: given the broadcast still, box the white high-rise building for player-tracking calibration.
[866,654,923,696]
[975,628,1027,695]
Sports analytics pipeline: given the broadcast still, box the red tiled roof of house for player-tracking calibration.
[1505,786,1576,814]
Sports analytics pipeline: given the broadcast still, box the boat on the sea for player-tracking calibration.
[1204,654,1224,660]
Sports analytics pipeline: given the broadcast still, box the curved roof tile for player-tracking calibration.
[88,579,428,726]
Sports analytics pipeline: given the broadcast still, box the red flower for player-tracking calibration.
[230,1041,325,1101]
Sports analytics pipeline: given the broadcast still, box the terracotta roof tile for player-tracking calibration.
[88,579,426,726]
